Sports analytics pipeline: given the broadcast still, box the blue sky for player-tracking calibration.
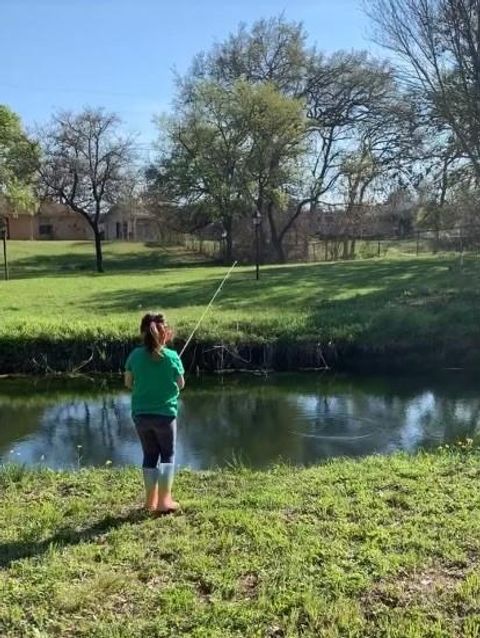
[1,0,374,156]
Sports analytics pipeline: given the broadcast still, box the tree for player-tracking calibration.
[149,83,251,261]
[0,105,39,213]
[38,109,135,272]
[292,53,405,240]
[413,131,465,250]
[332,87,417,258]
[149,81,306,262]
[366,0,480,185]
[180,15,310,97]
[172,17,311,260]
[236,82,306,261]
[177,18,412,260]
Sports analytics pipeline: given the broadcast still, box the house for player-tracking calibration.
[4,201,92,240]
[103,204,163,241]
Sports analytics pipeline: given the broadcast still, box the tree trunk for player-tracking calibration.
[94,228,104,273]
[266,202,286,263]
[433,215,440,255]
[226,233,233,263]
[223,217,233,263]
[332,240,339,261]
[271,234,286,263]
[342,238,349,260]
[349,239,356,260]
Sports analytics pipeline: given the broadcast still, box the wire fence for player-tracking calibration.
[181,235,221,259]
[305,226,480,263]
[180,225,480,264]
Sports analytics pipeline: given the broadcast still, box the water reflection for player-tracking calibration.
[0,374,479,470]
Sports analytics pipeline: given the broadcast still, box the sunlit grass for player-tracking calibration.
[1,241,479,345]
[1,449,480,636]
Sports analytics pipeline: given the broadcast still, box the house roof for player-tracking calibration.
[37,201,75,218]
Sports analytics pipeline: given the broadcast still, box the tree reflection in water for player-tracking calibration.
[0,374,479,469]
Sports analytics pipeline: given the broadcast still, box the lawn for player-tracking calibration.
[1,240,480,350]
[1,450,480,637]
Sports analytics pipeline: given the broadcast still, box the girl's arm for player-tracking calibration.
[176,375,185,390]
[124,371,133,390]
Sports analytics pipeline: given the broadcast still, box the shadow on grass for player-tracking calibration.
[7,245,216,279]
[0,508,148,569]
[84,257,478,316]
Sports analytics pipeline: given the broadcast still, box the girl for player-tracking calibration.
[125,312,185,513]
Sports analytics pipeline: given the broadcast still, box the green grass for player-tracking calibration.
[1,240,480,349]
[1,450,480,637]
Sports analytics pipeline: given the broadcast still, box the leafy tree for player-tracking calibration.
[171,16,311,260]
[149,83,251,261]
[180,15,310,97]
[235,82,306,261]
[0,105,39,214]
[150,81,305,262]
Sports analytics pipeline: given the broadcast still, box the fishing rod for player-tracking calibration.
[179,261,238,358]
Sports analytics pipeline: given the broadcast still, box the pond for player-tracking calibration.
[0,373,479,470]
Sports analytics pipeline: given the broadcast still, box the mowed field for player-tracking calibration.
[1,240,479,347]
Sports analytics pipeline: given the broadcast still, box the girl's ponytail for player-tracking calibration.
[140,313,172,357]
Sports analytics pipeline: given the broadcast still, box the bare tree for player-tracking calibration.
[39,109,136,272]
[367,0,480,184]
[289,53,399,235]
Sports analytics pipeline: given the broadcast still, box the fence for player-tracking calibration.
[181,234,222,259]
[172,226,480,264]
[305,226,480,263]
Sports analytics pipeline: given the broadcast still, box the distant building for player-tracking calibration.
[4,200,168,243]
[103,204,163,241]
[4,201,92,240]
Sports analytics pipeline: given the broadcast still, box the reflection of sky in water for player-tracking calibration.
[401,392,436,451]
[1,376,479,470]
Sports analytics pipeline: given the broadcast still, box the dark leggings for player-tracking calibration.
[133,414,176,468]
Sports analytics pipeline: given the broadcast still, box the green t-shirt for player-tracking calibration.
[125,346,185,417]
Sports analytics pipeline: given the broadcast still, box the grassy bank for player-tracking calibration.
[1,241,480,372]
[1,451,480,637]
